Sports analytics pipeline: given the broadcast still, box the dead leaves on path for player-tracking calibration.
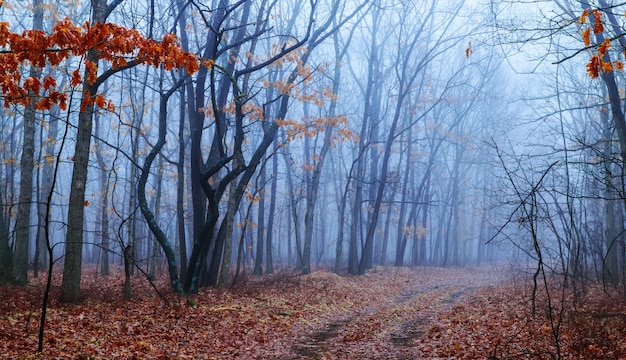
[1,265,625,359]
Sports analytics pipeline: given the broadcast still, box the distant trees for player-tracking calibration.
[0,0,514,298]
[487,0,626,293]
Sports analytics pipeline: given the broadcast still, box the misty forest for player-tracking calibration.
[1,0,626,358]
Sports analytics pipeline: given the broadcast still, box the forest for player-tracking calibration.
[1,0,626,358]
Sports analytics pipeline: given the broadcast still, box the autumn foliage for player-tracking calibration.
[2,266,625,358]
[579,8,625,78]
[0,18,201,110]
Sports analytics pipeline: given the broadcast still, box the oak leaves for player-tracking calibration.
[0,18,201,111]
[579,8,625,78]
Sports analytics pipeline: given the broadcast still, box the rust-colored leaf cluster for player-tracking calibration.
[0,18,201,110]
[579,8,624,78]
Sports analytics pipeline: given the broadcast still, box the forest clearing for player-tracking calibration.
[1,265,625,359]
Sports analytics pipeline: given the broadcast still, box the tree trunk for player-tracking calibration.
[265,142,278,275]
[13,0,44,285]
[138,85,182,293]
[177,87,188,280]
[283,143,304,269]
[218,183,240,286]
[59,0,111,303]
[253,158,266,276]
[602,101,620,286]
[148,156,165,279]
[93,113,110,276]
[0,187,12,284]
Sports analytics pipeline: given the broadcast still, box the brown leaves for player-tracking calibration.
[579,8,624,79]
[0,266,485,359]
[0,18,204,110]
[416,281,626,359]
[7,267,622,359]
[582,27,591,46]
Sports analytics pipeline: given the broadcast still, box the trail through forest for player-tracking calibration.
[286,266,503,359]
[2,265,625,359]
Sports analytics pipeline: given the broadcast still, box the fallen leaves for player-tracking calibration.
[1,265,625,359]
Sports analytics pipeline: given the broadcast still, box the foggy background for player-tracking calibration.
[0,0,619,288]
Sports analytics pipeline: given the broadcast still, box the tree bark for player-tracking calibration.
[13,0,44,285]
[60,0,115,303]
[0,187,12,284]
[265,142,278,274]
[94,113,110,276]
[177,87,188,280]
[253,158,266,276]
[138,84,182,293]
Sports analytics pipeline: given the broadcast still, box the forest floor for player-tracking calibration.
[1,264,625,359]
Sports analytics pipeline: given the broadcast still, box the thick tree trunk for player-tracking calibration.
[59,90,95,302]
[586,2,626,286]
[59,0,110,303]
[13,98,37,285]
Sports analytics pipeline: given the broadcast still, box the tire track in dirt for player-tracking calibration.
[288,269,502,359]
[389,288,465,348]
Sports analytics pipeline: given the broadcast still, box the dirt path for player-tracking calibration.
[285,267,504,359]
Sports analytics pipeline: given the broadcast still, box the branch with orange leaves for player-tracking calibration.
[0,18,208,110]
[566,7,626,78]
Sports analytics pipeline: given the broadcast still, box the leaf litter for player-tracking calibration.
[1,264,625,359]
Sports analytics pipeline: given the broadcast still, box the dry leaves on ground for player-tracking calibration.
[0,265,624,359]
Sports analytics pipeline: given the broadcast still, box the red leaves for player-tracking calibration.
[0,18,205,111]
[592,9,604,34]
[579,8,624,79]
[587,54,601,78]
[84,60,98,85]
[3,267,625,358]
[70,69,82,87]
[598,37,611,56]
[582,27,591,46]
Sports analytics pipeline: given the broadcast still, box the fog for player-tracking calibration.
[0,0,622,294]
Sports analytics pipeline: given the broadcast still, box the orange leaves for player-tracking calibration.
[580,8,604,33]
[201,58,215,70]
[597,37,611,56]
[583,40,622,79]
[465,41,473,58]
[580,8,589,24]
[0,18,205,111]
[579,8,624,79]
[42,75,56,90]
[582,27,591,46]
[23,77,42,94]
[70,69,82,87]
[592,9,604,34]
[85,60,98,85]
